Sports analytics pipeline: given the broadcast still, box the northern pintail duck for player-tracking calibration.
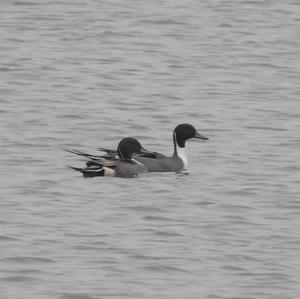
[97,124,208,173]
[135,124,208,172]
[67,137,149,178]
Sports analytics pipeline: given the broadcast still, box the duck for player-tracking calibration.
[67,137,149,178]
[136,123,208,172]
[97,124,208,173]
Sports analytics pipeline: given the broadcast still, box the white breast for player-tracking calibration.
[177,146,188,170]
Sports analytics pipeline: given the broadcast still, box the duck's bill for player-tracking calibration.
[194,131,209,140]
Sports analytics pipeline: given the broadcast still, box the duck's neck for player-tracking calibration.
[173,133,188,170]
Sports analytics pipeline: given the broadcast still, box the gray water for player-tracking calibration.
[1,0,300,298]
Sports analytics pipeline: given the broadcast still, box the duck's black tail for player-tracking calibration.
[68,166,105,177]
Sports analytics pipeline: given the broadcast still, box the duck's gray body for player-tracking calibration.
[135,153,184,172]
[114,159,147,177]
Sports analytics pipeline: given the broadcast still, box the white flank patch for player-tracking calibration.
[177,146,188,170]
[103,167,115,177]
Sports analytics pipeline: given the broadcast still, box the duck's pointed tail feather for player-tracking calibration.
[98,147,117,153]
[97,147,118,158]
[65,149,116,161]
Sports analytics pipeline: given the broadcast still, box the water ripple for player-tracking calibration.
[1,0,299,298]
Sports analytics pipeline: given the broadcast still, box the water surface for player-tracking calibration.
[0,0,300,298]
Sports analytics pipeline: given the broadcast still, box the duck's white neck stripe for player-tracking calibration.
[132,158,144,166]
[177,146,188,170]
[173,132,188,170]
